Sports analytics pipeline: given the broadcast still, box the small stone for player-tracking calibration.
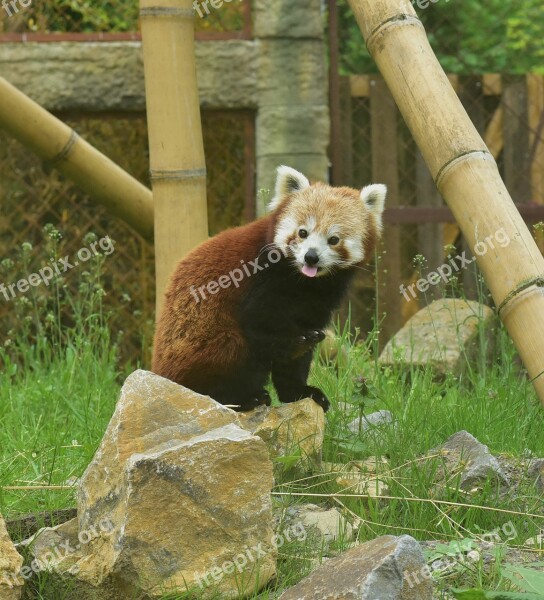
[335,467,389,498]
[0,515,24,599]
[323,461,390,500]
[278,535,432,599]
[347,410,394,434]
[528,458,544,492]
[282,505,353,547]
[427,430,509,491]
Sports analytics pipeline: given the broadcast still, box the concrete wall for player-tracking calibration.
[0,0,329,215]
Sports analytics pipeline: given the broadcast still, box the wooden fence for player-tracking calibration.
[334,73,544,343]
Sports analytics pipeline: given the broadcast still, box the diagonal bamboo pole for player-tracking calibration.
[348,0,544,404]
[0,77,154,241]
[139,0,208,315]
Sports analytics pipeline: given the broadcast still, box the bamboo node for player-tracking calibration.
[497,278,544,315]
[367,15,422,53]
[435,150,495,188]
[48,130,79,166]
[150,167,207,182]
[139,7,194,19]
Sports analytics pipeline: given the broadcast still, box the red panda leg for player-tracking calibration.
[271,352,330,412]
[203,363,272,411]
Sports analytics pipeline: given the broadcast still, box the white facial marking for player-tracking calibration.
[273,215,297,252]
[345,239,364,263]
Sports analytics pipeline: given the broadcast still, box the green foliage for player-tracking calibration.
[501,563,544,595]
[335,0,544,74]
[27,0,139,33]
[0,226,122,517]
[453,590,544,599]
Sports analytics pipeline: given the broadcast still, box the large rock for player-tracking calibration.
[278,535,432,599]
[428,431,509,491]
[30,370,276,599]
[379,299,495,376]
[238,398,325,468]
[0,515,24,600]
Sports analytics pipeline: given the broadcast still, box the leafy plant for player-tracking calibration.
[500,563,544,595]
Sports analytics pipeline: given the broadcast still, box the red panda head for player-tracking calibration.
[268,166,386,278]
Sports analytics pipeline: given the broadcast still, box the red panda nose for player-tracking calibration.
[304,249,320,266]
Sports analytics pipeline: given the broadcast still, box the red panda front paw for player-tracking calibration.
[301,385,330,412]
[291,330,326,357]
[236,389,271,412]
[297,330,326,346]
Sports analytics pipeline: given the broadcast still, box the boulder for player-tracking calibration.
[379,299,495,377]
[238,398,325,468]
[428,431,509,491]
[0,515,24,600]
[29,370,276,599]
[278,535,432,599]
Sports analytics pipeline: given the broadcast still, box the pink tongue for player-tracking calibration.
[302,265,318,278]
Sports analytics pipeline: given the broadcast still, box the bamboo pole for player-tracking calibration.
[0,77,154,241]
[348,0,544,404]
[139,0,208,314]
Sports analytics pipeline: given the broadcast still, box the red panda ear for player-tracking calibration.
[268,165,311,211]
[361,184,387,228]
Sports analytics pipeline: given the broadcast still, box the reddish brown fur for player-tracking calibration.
[152,215,276,392]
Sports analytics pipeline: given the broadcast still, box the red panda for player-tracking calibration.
[152,166,386,411]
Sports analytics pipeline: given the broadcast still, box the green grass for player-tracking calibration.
[1,232,543,598]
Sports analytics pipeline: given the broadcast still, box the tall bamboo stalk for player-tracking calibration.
[139,0,208,314]
[0,77,154,241]
[348,0,544,404]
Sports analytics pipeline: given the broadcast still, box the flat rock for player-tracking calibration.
[280,504,353,547]
[0,515,24,600]
[278,535,432,599]
[238,398,325,468]
[379,299,495,376]
[428,430,509,491]
[29,370,276,599]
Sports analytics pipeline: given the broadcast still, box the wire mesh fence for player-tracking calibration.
[0,111,255,367]
[332,0,544,342]
[336,72,544,342]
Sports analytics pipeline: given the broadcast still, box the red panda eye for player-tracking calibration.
[328,236,340,246]
[299,229,308,239]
